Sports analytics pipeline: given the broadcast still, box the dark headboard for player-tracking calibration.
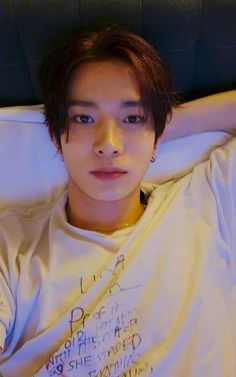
[1,0,236,107]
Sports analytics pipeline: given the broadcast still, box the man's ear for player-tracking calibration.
[153,134,162,151]
[50,135,63,155]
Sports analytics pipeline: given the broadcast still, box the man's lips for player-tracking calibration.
[90,168,127,180]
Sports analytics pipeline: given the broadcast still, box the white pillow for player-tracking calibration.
[0,105,230,210]
[0,106,68,210]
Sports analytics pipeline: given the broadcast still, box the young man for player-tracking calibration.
[0,27,235,377]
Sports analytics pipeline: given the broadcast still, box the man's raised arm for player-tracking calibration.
[162,90,236,142]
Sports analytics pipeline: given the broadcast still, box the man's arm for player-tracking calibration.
[162,90,236,142]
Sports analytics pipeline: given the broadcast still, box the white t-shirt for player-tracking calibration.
[0,137,235,377]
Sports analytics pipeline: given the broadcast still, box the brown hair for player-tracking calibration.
[40,25,178,150]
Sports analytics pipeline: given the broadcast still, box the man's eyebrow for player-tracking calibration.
[120,100,143,107]
[67,100,143,108]
[67,100,97,108]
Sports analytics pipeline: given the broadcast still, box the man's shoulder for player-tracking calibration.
[0,200,55,222]
[0,200,59,246]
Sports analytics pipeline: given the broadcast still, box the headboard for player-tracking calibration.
[1,0,236,107]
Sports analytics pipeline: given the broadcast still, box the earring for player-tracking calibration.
[150,153,157,163]
[60,155,64,162]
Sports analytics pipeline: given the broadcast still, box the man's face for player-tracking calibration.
[60,60,157,202]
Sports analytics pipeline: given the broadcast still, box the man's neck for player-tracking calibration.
[65,185,145,233]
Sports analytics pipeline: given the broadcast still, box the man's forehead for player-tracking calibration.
[67,60,141,100]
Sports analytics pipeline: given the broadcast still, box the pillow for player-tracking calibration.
[0,106,68,210]
[0,105,231,211]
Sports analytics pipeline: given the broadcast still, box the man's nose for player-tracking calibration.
[93,120,124,157]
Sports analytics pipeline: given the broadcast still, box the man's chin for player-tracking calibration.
[89,192,127,202]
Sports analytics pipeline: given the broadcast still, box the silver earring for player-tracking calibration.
[150,153,157,163]
[60,155,64,162]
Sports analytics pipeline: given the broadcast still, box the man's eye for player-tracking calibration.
[123,115,145,124]
[72,115,94,124]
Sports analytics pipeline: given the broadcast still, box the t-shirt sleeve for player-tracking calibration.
[0,255,15,354]
[207,136,236,279]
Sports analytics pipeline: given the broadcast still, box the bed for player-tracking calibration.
[0,0,236,210]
